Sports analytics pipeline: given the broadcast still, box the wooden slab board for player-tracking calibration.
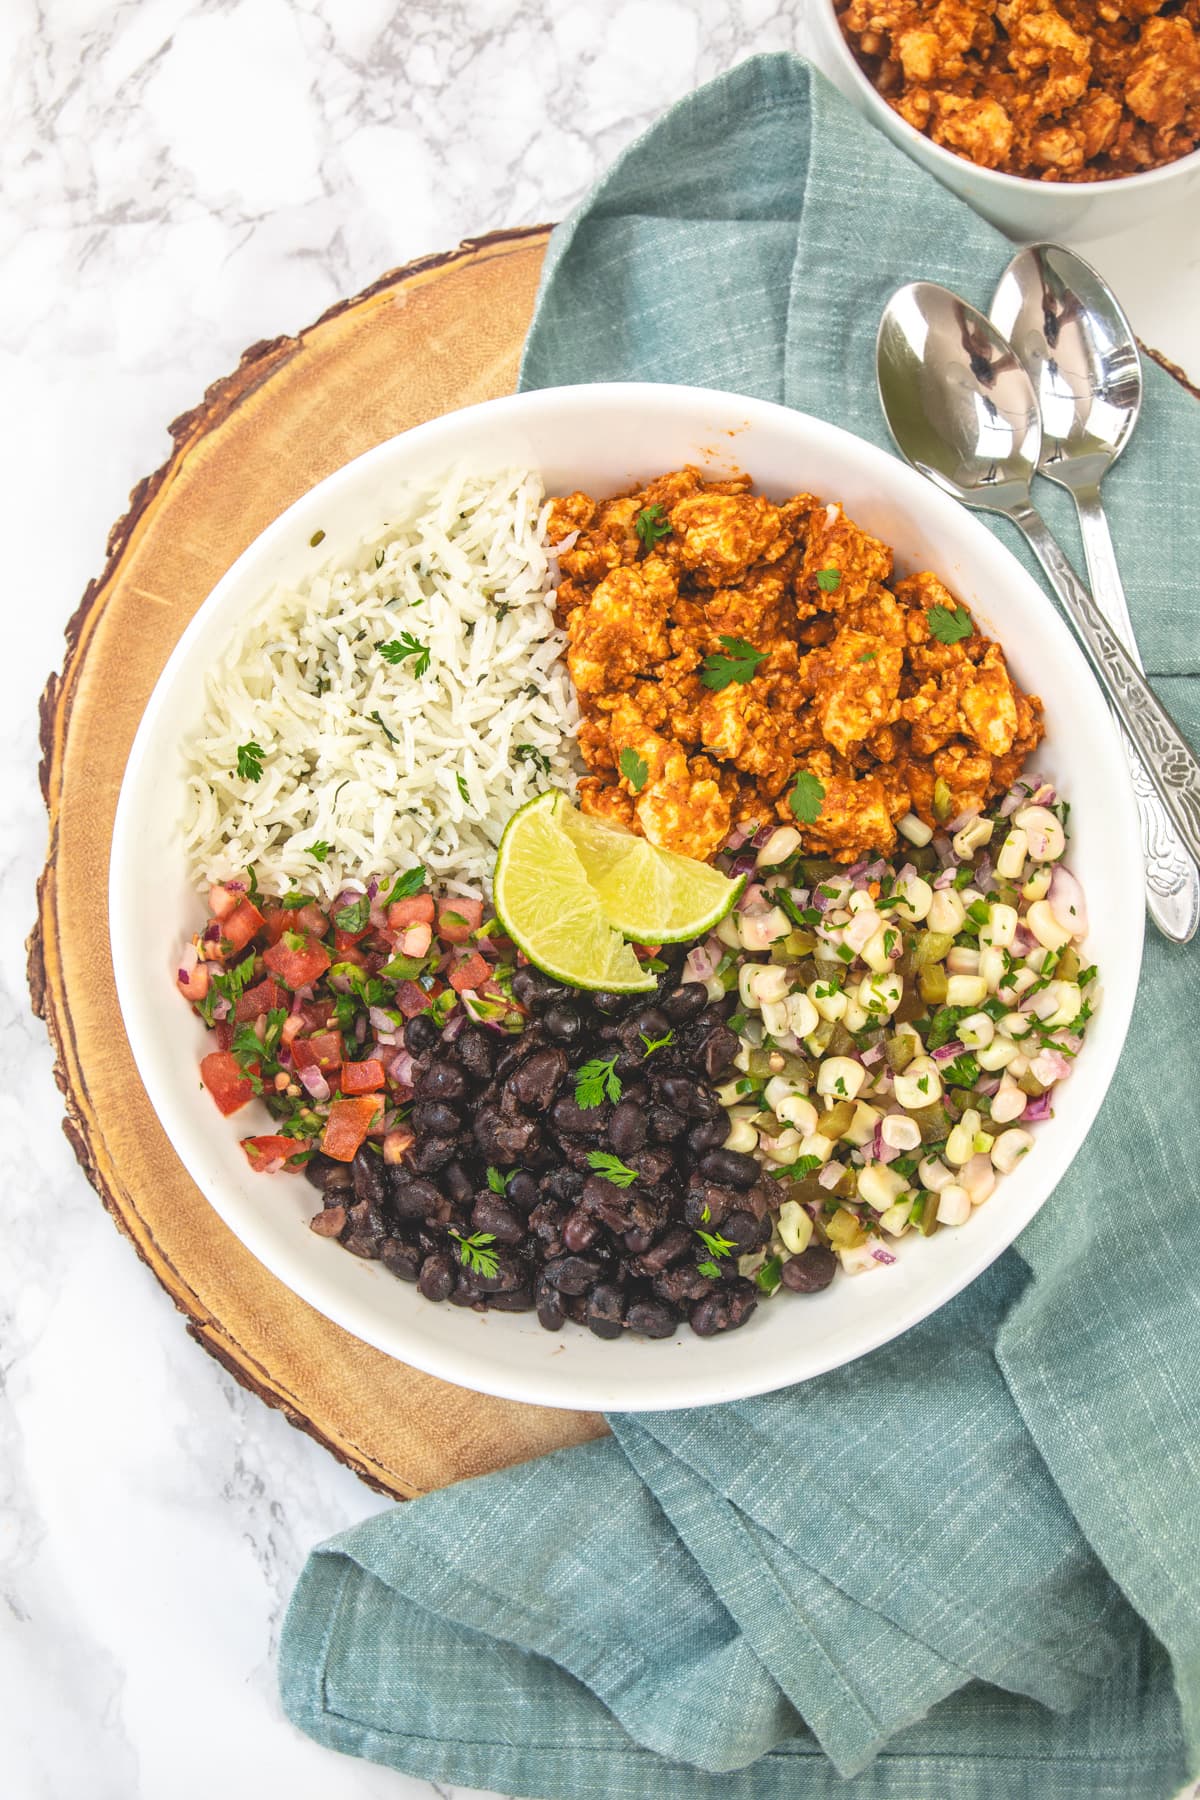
[28,225,609,1500]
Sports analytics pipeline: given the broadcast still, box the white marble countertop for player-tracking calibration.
[4,4,1198,1797]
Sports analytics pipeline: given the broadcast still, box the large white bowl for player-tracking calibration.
[811,1,1200,241]
[110,382,1142,1413]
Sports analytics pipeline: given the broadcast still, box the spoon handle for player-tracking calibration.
[1007,500,1200,872]
[1071,486,1199,942]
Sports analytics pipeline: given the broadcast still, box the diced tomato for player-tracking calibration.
[334,926,370,953]
[201,1050,254,1116]
[264,907,301,945]
[437,897,484,944]
[321,1095,383,1162]
[223,899,265,953]
[292,1029,344,1074]
[330,943,368,971]
[213,1019,235,1052]
[339,1058,386,1095]
[234,975,285,1024]
[305,997,337,1029]
[394,980,432,1019]
[388,894,435,929]
[296,903,330,938]
[449,952,490,994]
[208,882,240,922]
[241,1134,309,1172]
[264,931,331,990]
[177,960,210,1002]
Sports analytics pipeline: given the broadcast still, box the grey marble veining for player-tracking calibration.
[3,2,1197,1796]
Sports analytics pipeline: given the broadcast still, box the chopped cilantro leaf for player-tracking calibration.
[619,746,650,793]
[928,603,972,644]
[700,636,768,692]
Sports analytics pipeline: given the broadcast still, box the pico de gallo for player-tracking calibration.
[176,865,523,1172]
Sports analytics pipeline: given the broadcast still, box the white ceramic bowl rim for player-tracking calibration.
[818,0,1200,196]
[110,382,1142,1412]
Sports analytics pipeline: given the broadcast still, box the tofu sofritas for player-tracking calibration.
[549,469,1043,866]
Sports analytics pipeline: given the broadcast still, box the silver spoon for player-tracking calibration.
[876,281,1200,885]
[991,243,1198,943]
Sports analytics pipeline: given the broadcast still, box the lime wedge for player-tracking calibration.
[557,803,745,944]
[493,793,656,992]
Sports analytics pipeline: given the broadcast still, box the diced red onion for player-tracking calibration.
[736,882,767,913]
[846,859,869,889]
[724,823,751,852]
[1057,1031,1083,1055]
[202,922,221,944]
[947,810,976,834]
[1022,1091,1054,1123]
[684,942,720,984]
[441,1009,466,1041]
[974,853,993,892]
[933,833,956,868]
[813,886,835,914]
[1032,1048,1071,1084]
[751,822,775,849]
[354,1014,367,1044]
[390,1048,416,1086]
[225,879,246,894]
[895,862,916,888]
[369,1006,397,1034]
[298,1065,331,1102]
[871,1119,884,1161]
[932,867,956,890]
[861,1043,884,1067]
[730,854,758,879]
[1048,865,1088,938]
[877,1137,901,1165]
[212,997,231,1022]
[843,911,878,954]
[1012,924,1036,957]
[932,1040,965,1063]
[818,1161,844,1191]
[871,1245,897,1266]
[999,779,1032,819]
[1030,783,1056,806]
[367,878,379,900]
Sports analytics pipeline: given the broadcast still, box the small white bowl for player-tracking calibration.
[110,382,1142,1412]
[811,1,1200,241]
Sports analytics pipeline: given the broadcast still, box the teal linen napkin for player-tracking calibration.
[281,54,1200,1798]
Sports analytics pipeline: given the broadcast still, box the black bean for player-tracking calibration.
[721,1210,771,1254]
[631,1006,671,1041]
[648,1105,687,1142]
[608,1099,647,1157]
[412,1100,461,1137]
[511,967,562,1009]
[562,1208,601,1253]
[508,1047,569,1111]
[623,1226,655,1255]
[440,1160,475,1206]
[388,1173,442,1219]
[689,1280,758,1336]
[581,1172,634,1221]
[544,1254,606,1295]
[341,1232,382,1260]
[586,1281,626,1339]
[661,983,708,1026]
[470,1194,526,1245]
[550,1094,608,1138]
[404,1013,442,1056]
[632,1225,693,1276]
[406,1134,458,1175]
[701,1026,740,1080]
[350,1146,389,1208]
[539,1167,585,1206]
[625,1297,678,1339]
[304,1152,348,1192]
[653,1264,718,1305]
[543,1004,584,1045]
[683,1183,738,1229]
[506,1169,540,1213]
[657,1074,714,1118]
[309,1204,347,1237]
[630,1147,674,1186]
[780,1245,838,1293]
[456,1028,495,1080]
[473,1248,525,1293]
[473,1107,541,1161]
[416,1060,467,1102]
[528,1199,569,1244]
[536,1274,567,1332]
[698,1147,760,1189]
[591,989,635,1016]
[379,1238,422,1281]
[687,1115,731,1156]
[484,1287,535,1312]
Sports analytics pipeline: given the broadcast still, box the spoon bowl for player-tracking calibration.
[991,244,1142,495]
[876,282,1041,514]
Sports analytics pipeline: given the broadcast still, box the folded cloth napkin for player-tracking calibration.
[281,54,1200,1798]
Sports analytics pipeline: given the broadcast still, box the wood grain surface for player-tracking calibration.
[27,224,608,1500]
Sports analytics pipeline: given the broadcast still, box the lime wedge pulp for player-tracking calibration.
[557,804,744,944]
[493,793,656,992]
